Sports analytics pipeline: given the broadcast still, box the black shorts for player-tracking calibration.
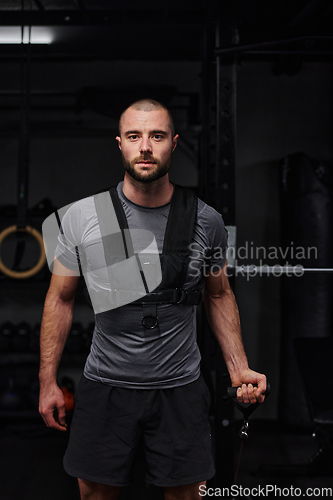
[63,375,215,488]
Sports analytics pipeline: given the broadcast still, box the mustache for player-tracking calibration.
[134,154,157,163]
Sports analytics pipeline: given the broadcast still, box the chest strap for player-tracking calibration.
[107,288,202,306]
[98,184,201,306]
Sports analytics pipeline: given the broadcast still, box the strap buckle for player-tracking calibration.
[175,288,188,304]
[142,303,158,329]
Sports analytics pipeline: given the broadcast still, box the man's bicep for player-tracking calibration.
[53,256,80,277]
[48,259,80,302]
[204,261,231,297]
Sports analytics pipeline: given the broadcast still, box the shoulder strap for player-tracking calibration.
[108,184,197,255]
[109,186,129,230]
[96,185,201,306]
[109,186,135,257]
[163,185,198,255]
[94,190,121,236]
[94,190,132,263]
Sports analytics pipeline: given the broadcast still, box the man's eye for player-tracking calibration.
[153,135,162,140]
[129,135,138,140]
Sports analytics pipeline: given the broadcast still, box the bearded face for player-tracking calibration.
[116,107,178,186]
[121,150,172,184]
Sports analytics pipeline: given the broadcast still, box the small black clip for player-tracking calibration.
[239,420,249,440]
[142,316,158,329]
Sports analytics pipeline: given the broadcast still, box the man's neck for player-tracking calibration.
[122,174,174,207]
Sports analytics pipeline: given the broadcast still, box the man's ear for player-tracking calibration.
[172,134,179,152]
[115,136,121,150]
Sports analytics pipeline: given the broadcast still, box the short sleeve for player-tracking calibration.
[42,201,82,275]
[202,205,228,271]
[55,203,82,272]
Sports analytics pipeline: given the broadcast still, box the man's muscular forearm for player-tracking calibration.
[39,269,79,430]
[39,290,75,385]
[204,285,248,381]
[204,264,266,404]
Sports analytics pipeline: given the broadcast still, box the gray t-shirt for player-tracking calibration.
[55,182,228,389]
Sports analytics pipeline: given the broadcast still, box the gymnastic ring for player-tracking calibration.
[0,225,46,279]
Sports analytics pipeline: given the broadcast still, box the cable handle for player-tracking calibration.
[227,381,271,399]
[227,382,271,420]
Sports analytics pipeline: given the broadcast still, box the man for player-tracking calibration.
[39,98,266,500]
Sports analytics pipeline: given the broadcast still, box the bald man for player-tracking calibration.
[39,98,266,500]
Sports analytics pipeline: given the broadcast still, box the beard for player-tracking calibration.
[121,152,172,183]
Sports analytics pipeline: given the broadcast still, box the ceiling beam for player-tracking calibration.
[0,9,204,26]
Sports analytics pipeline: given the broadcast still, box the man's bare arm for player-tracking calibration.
[204,261,266,404]
[39,258,80,430]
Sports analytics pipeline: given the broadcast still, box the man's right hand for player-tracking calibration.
[38,263,80,431]
[39,383,67,431]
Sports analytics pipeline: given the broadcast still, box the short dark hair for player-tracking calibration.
[119,98,175,137]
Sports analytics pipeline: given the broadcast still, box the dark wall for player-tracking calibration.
[1,60,201,208]
[235,60,333,418]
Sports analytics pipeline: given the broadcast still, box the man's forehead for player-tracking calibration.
[120,107,171,133]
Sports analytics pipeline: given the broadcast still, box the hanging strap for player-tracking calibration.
[13,23,32,270]
[16,24,31,231]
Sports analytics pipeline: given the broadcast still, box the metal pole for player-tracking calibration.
[213,0,238,488]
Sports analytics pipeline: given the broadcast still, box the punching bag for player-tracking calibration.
[279,152,333,428]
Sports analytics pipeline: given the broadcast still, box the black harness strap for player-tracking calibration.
[107,184,200,307]
[92,185,201,326]
[109,184,198,258]
[109,187,149,294]
[109,187,135,258]
[163,185,198,255]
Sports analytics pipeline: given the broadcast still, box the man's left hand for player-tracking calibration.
[232,369,267,404]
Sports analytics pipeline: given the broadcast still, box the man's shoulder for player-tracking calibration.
[195,196,228,248]
[42,195,97,237]
[59,194,98,220]
[68,193,96,210]
[197,197,224,225]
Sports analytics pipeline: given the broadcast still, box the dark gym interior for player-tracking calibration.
[0,1,333,498]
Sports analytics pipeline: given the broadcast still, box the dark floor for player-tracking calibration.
[0,417,332,500]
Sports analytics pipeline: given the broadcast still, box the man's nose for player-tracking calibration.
[140,136,152,153]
